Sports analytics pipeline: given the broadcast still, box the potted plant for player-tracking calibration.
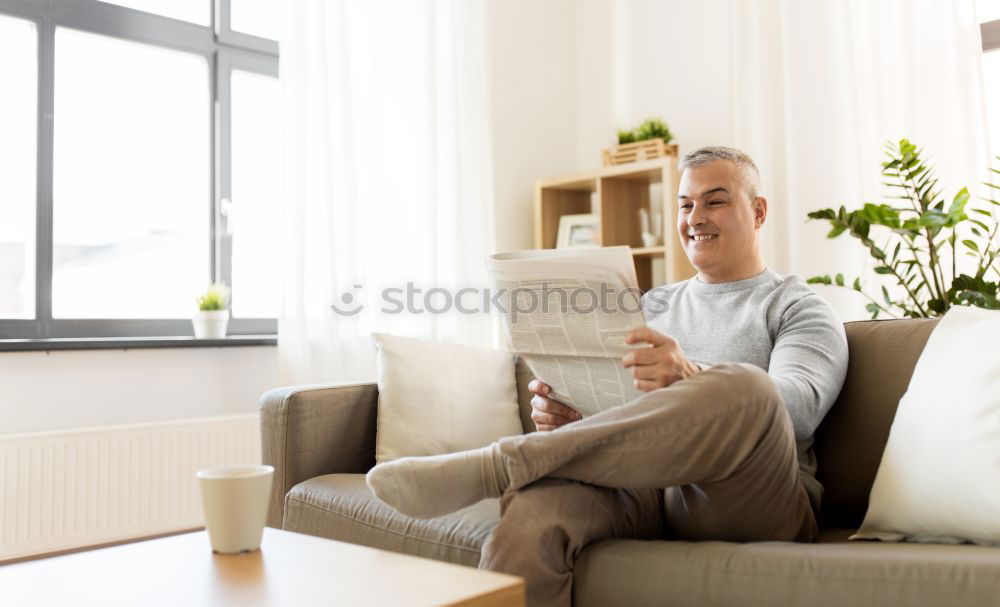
[807,139,999,318]
[616,117,674,146]
[193,283,231,338]
[603,117,678,166]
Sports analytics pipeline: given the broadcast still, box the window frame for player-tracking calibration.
[0,0,278,341]
[983,16,1000,174]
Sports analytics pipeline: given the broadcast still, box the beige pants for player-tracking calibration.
[479,364,817,607]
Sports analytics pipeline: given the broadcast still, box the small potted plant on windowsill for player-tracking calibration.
[193,283,230,339]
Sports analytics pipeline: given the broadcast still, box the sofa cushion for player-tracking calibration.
[372,333,524,464]
[284,475,1000,607]
[573,536,1000,607]
[281,473,499,567]
[813,318,938,529]
[854,306,1000,545]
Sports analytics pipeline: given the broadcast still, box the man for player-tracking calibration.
[367,147,849,606]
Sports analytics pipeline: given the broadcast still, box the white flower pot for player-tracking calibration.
[192,310,230,339]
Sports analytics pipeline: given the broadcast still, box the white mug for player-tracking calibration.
[196,465,274,554]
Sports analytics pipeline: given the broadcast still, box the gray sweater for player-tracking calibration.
[642,269,849,509]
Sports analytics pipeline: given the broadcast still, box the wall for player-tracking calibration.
[573,0,735,168]
[0,346,278,434]
[487,0,580,253]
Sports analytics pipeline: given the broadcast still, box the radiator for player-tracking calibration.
[0,414,260,561]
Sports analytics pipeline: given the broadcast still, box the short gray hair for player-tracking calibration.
[678,146,762,201]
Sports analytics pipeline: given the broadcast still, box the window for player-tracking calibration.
[984,50,1000,162]
[230,69,282,319]
[0,14,36,320]
[980,0,1000,158]
[0,0,279,341]
[100,0,210,26]
[53,29,210,319]
[230,0,280,41]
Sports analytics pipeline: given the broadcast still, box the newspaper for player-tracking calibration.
[487,246,646,417]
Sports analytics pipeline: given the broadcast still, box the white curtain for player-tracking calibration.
[279,0,496,385]
[729,0,990,318]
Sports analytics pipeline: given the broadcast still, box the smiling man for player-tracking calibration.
[366,147,849,607]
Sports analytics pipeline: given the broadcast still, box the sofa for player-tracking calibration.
[260,318,1000,606]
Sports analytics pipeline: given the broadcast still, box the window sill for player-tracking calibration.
[0,335,277,352]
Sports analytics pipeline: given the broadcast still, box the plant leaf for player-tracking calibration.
[807,208,837,221]
[918,210,949,228]
[945,187,970,225]
[969,218,990,231]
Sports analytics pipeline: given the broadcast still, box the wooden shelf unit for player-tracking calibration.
[533,157,695,291]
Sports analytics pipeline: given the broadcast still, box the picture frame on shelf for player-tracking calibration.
[556,214,600,249]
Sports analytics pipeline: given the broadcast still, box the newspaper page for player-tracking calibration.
[486,246,646,416]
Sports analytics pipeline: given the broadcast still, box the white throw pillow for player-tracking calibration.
[371,333,524,464]
[852,305,1000,545]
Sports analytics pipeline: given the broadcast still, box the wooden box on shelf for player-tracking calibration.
[602,140,679,167]
[533,155,695,292]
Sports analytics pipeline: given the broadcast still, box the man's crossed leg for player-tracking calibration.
[367,363,816,606]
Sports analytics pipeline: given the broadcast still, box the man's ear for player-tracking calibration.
[753,196,768,227]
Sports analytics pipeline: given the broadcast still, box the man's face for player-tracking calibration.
[676,160,766,282]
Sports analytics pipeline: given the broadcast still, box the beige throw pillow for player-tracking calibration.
[852,305,1000,545]
[372,333,524,464]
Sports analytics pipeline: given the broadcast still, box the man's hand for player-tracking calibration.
[623,327,701,392]
[528,380,581,432]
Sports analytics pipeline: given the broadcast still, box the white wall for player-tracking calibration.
[0,346,279,434]
[573,0,735,168]
[487,0,580,253]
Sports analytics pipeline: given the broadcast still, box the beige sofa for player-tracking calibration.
[260,318,1000,606]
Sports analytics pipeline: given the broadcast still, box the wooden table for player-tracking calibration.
[0,528,524,607]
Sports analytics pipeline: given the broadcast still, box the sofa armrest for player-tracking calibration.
[259,382,378,528]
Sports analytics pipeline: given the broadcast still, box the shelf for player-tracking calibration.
[536,157,675,189]
[535,157,694,290]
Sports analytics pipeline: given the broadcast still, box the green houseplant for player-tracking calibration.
[617,118,673,145]
[193,283,231,338]
[807,139,999,318]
